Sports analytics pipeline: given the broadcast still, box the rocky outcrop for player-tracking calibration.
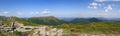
[31,26,63,36]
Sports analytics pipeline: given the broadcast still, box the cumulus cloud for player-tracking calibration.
[95,0,120,2]
[88,2,101,9]
[30,9,50,17]
[41,9,50,14]
[104,5,112,12]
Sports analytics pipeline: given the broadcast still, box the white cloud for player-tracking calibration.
[31,12,40,15]
[30,9,50,17]
[3,11,8,14]
[41,9,50,14]
[1,11,10,16]
[88,2,101,9]
[95,0,106,2]
[95,0,120,2]
[104,5,112,12]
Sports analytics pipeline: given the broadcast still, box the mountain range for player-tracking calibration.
[0,16,120,26]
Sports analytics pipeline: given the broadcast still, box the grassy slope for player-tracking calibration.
[13,17,41,26]
[57,22,120,34]
[26,16,64,25]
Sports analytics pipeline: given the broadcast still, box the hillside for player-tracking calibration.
[0,16,41,26]
[57,22,120,36]
[26,16,65,25]
[0,16,120,36]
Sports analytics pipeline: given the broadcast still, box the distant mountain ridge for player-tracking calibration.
[0,16,120,26]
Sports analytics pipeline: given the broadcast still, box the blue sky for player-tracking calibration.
[0,0,120,18]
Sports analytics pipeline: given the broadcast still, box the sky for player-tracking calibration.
[0,0,120,18]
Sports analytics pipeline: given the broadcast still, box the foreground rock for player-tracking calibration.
[30,26,63,36]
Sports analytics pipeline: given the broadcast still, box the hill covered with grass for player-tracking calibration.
[26,16,65,25]
[0,16,120,36]
[57,22,120,34]
[0,16,41,26]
